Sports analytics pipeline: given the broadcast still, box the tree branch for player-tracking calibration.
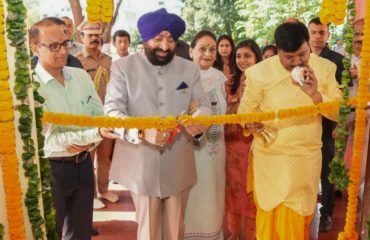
[69,0,83,42]
[102,0,123,44]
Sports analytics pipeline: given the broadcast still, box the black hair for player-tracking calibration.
[261,44,278,56]
[214,34,235,71]
[308,17,330,27]
[274,22,310,52]
[113,30,131,43]
[231,39,262,94]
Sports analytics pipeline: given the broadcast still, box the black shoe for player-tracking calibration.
[334,190,342,198]
[92,228,99,236]
[319,215,333,232]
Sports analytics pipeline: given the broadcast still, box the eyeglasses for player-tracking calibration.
[37,39,72,52]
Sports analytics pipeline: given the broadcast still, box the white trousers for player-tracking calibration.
[131,189,189,240]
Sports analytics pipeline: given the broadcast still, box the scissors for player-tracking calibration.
[167,109,202,144]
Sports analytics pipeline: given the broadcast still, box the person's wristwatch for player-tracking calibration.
[125,128,143,144]
[193,133,203,142]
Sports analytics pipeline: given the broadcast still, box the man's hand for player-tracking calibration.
[189,100,200,115]
[184,124,208,137]
[66,144,92,153]
[143,128,173,147]
[99,127,118,139]
[245,122,264,134]
[185,100,208,137]
[295,65,322,104]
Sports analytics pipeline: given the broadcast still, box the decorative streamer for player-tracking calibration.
[0,1,26,239]
[42,97,370,130]
[339,0,370,238]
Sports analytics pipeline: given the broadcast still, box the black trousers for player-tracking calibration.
[49,155,94,240]
[320,137,335,217]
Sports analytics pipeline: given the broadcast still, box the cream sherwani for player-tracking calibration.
[104,53,210,198]
[237,54,342,216]
[104,53,210,240]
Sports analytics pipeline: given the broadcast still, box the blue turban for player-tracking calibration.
[137,8,186,42]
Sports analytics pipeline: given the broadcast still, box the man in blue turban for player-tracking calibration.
[136,8,186,65]
[104,8,211,240]
[138,8,185,42]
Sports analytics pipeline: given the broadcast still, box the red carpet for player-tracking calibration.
[93,186,347,240]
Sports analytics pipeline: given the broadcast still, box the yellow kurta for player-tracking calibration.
[237,54,341,216]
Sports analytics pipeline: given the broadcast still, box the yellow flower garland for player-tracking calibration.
[0,1,25,239]
[339,1,370,238]
[86,0,113,23]
[320,0,347,25]
[41,95,370,129]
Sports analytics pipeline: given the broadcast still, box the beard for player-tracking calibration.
[144,45,175,66]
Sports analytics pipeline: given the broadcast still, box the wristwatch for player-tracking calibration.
[124,128,143,144]
[193,133,203,142]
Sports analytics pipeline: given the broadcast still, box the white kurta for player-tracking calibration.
[184,68,227,240]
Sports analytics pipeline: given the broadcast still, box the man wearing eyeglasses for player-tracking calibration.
[29,18,117,240]
[30,17,83,69]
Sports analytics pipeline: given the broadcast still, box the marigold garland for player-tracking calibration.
[41,96,370,129]
[320,0,347,25]
[338,0,370,238]
[5,0,50,237]
[0,1,26,239]
[86,0,113,23]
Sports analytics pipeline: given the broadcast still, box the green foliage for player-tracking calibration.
[129,28,142,52]
[5,0,56,238]
[181,0,241,42]
[181,0,321,45]
[236,0,321,45]
[328,0,355,190]
[0,224,3,240]
[33,81,58,240]
[23,0,40,26]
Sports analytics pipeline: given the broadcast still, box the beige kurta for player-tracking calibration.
[237,54,342,216]
[104,53,210,198]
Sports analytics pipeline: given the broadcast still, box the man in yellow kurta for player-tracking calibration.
[237,22,342,239]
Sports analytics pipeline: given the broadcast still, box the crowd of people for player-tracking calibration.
[28,6,366,240]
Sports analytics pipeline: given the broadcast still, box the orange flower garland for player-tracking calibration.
[320,0,347,25]
[43,111,278,130]
[41,95,370,130]
[339,0,370,238]
[86,0,113,23]
[0,1,26,239]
